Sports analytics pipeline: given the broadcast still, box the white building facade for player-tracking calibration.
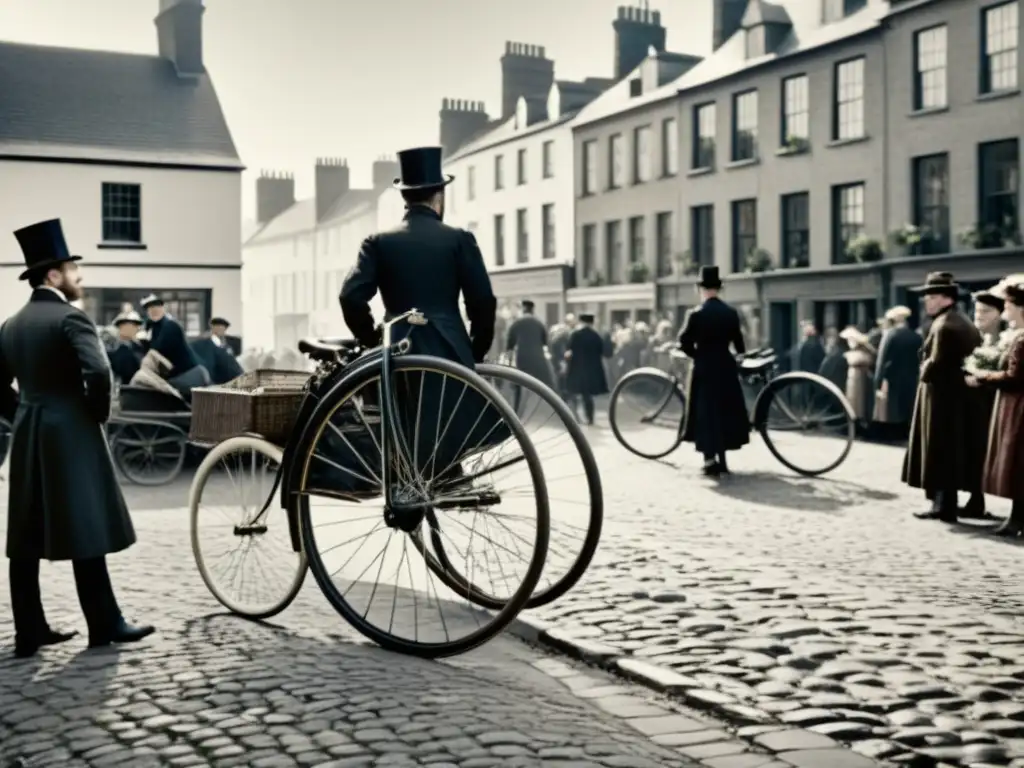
[0,0,243,335]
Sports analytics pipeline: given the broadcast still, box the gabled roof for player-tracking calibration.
[573,0,888,129]
[742,0,792,27]
[245,189,383,246]
[0,40,242,168]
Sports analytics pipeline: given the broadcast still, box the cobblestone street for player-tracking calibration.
[522,422,1024,766]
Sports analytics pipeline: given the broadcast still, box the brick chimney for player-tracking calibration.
[500,43,555,120]
[713,0,749,50]
[438,99,490,158]
[155,0,204,76]
[255,170,295,225]
[315,158,349,222]
[372,156,400,190]
[613,5,667,80]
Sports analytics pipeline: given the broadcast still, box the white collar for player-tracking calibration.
[211,334,223,347]
[39,285,67,302]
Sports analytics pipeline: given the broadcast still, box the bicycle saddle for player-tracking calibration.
[297,337,360,362]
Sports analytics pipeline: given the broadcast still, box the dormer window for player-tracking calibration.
[629,78,642,97]
[745,26,766,58]
[822,0,867,23]
[741,1,792,58]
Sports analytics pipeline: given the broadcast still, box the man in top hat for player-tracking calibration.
[505,299,555,410]
[191,316,243,385]
[564,313,609,425]
[873,305,922,440]
[108,308,145,384]
[0,218,154,657]
[678,266,750,476]
[902,272,983,522]
[138,294,210,399]
[338,146,500,485]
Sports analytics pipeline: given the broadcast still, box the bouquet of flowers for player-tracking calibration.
[966,328,1022,374]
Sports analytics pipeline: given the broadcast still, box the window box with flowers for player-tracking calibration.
[845,236,884,263]
[891,223,934,256]
[958,222,1023,250]
[777,136,810,156]
[744,247,774,273]
[673,250,699,278]
[627,260,650,283]
[585,272,607,287]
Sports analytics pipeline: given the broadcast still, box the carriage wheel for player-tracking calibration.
[293,354,549,658]
[111,421,187,486]
[754,373,856,476]
[608,368,687,459]
[0,417,10,469]
[416,364,602,610]
[190,435,307,619]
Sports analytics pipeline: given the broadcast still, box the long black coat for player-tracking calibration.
[338,205,502,485]
[902,306,982,491]
[0,289,135,561]
[566,325,609,395]
[191,337,243,385]
[873,324,922,425]
[145,315,201,375]
[108,340,143,384]
[679,297,750,454]
[794,337,826,373]
[506,314,555,389]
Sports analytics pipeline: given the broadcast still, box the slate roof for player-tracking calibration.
[0,40,242,168]
[245,189,382,246]
[573,0,889,128]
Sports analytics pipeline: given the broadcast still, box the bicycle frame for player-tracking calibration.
[378,309,426,509]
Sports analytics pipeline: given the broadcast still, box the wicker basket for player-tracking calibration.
[189,369,310,446]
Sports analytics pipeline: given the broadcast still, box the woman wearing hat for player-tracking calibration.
[967,282,1024,537]
[678,266,749,476]
[902,272,984,522]
[838,326,876,426]
[108,308,145,385]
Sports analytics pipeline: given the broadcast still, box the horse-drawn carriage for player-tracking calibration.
[107,384,192,485]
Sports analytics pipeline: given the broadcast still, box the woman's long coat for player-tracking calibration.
[873,324,922,425]
[679,297,750,455]
[902,306,983,491]
[983,331,1024,499]
[844,347,876,422]
[0,289,135,561]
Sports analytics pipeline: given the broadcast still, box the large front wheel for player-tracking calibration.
[753,372,856,476]
[293,355,550,658]
[609,368,687,459]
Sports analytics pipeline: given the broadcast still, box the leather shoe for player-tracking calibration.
[13,628,78,659]
[88,620,155,648]
[991,521,1023,538]
[914,509,957,523]
[701,461,722,477]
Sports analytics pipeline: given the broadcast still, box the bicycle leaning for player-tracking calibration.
[608,346,856,476]
[186,309,603,658]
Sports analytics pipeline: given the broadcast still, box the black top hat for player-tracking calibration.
[697,265,722,289]
[393,146,453,191]
[911,271,960,295]
[579,313,595,323]
[972,290,1005,312]
[14,218,82,281]
[210,317,230,328]
[140,294,164,308]
[520,299,534,311]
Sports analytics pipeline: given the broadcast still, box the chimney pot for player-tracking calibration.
[653,9,660,23]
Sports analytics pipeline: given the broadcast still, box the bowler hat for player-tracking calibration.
[971,290,1004,312]
[521,300,534,311]
[210,317,230,328]
[140,294,164,308]
[911,271,960,295]
[697,265,722,289]
[14,218,82,281]
[393,146,453,191]
[579,313,596,323]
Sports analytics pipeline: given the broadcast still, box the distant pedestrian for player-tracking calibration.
[678,266,749,476]
[565,313,609,425]
[793,320,826,373]
[108,308,145,385]
[873,305,921,441]
[0,218,154,658]
[140,294,211,399]
[505,299,555,410]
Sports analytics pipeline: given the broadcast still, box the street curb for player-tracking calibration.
[506,615,892,767]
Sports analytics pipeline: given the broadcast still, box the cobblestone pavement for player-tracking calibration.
[518,423,1024,767]
[0,476,762,768]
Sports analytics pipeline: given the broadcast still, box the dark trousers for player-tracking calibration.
[569,394,594,424]
[9,556,122,641]
[928,488,958,514]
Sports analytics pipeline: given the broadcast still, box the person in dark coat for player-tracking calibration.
[140,294,210,399]
[549,314,575,400]
[191,317,244,386]
[678,266,749,476]
[338,146,500,489]
[108,308,145,385]
[0,219,154,658]
[792,321,826,373]
[873,305,922,441]
[565,313,609,425]
[902,272,983,522]
[506,299,555,411]
[818,328,849,391]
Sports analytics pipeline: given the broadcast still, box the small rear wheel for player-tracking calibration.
[294,354,550,658]
[112,420,187,486]
[754,373,855,476]
[609,369,687,459]
[190,435,307,619]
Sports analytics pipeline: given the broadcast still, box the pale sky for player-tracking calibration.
[0,0,711,219]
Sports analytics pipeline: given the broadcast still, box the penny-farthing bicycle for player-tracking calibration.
[608,347,856,476]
